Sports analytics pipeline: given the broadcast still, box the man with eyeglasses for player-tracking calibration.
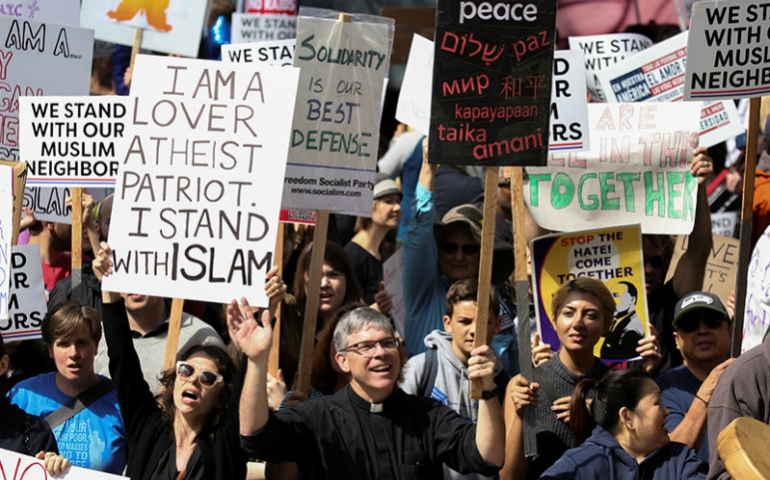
[655,291,733,463]
[235,304,505,479]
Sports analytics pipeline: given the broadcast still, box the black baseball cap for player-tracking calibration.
[673,291,729,329]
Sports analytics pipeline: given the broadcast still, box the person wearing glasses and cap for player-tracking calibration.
[655,291,733,463]
[233,304,505,479]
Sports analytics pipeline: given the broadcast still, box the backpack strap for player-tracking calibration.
[45,378,114,430]
[417,348,439,398]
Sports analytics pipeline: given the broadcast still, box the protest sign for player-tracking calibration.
[711,211,739,238]
[80,0,207,57]
[744,229,770,353]
[246,0,296,15]
[278,208,316,225]
[103,55,299,306]
[549,50,589,152]
[395,34,433,135]
[666,234,738,308]
[232,13,296,43]
[684,0,770,100]
[23,186,72,223]
[0,160,26,245]
[0,448,123,479]
[0,165,10,319]
[595,31,744,148]
[223,39,295,66]
[383,247,406,337]
[525,103,701,235]
[0,0,80,26]
[531,225,648,362]
[281,12,392,216]
[1,244,45,340]
[429,0,557,167]
[0,16,93,160]
[20,97,132,187]
[568,33,653,102]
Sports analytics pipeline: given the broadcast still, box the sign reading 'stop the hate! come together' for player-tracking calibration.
[103,55,299,307]
[429,0,556,166]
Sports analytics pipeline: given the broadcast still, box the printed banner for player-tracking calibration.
[666,234,738,309]
[568,33,652,102]
[20,96,132,187]
[281,13,392,215]
[0,0,80,26]
[549,50,589,152]
[429,0,557,166]
[525,102,701,235]
[246,0,297,16]
[531,225,648,362]
[0,16,93,160]
[222,38,295,66]
[0,165,10,319]
[1,244,45,340]
[745,228,770,353]
[0,448,123,479]
[231,13,296,43]
[103,55,299,306]
[684,0,770,99]
[595,31,744,148]
[395,34,433,135]
[81,0,207,57]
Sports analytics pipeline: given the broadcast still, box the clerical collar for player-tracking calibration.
[370,402,383,413]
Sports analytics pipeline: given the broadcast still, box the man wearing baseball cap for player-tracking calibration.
[655,291,734,462]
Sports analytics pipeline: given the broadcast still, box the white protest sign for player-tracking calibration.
[232,13,297,43]
[81,0,207,57]
[0,0,80,26]
[0,16,93,160]
[684,0,770,100]
[0,448,124,479]
[525,102,702,235]
[395,34,433,135]
[383,247,405,338]
[222,39,295,66]
[246,0,297,15]
[595,31,744,148]
[103,55,299,306]
[1,244,45,340]
[20,97,132,187]
[744,225,770,353]
[568,33,653,102]
[0,165,10,319]
[282,15,391,216]
[550,50,589,152]
[23,186,72,223]
[711,211,739,238]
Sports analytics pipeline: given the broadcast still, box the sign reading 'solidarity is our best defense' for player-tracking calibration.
[103,55,299,306]
[1,244,46,341]
[430,0,557,167]
[684,0,770,100]
[281,11,392,216]
[525,102,702,235]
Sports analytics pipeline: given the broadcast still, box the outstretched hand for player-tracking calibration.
[227,297,273,361]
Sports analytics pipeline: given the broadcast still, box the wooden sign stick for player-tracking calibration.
[0,160,27,246]
[731,96,761,357]
[130,28,142,70]
[163,298,186,371]
[471,167,499,398]
[267,224,284,378]
[70,188,82,290]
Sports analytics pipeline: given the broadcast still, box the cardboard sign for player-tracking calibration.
[231,13,297,43]
[395,34,433,135]
[80,0,207,57]
[744,227,770,353]
[246,0,297,16]
[0,16,93,160]
[525,103,701,235]
[568,33,653,102]
[429,0,557,167]
[20,97,132,187]
[595,31,744,148]
[383,247,405,338]
[0,0,80,26]
[684,0,770,100]
[531,225,648,362]
[549,50,589,152]
[0,165,10,318]
[0,448,124,479]
[1,244,45,340]
[222,38,295,67]
[281,14,392,216]
[103,55,299,306]
[666,234,738,309]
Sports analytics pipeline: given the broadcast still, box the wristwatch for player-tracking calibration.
[481,386,499,400]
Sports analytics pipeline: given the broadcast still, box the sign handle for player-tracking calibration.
[130,28,143,70]
[267,224,285,377]
[163,298,186,371]
[70,188,82,290]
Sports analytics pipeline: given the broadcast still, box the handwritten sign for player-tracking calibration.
[525,102,701,235]
[231,13,296,43]
[383,247,406,337]
[0,0,80,26]
[80,0,207,57]
[745,226,770,353]
[103,55,299,306]
[1,244,45,340]
[281,13,392,216]
[666,234,738,309]
[23,186,72,223]
[531,225,648,362]
[395,34,433,135]
[0,448,124,479]
[549,50,589,152]
[20,97,131,187]
[222,39,295,67]
[684,0,770,100]
[0,165,10,319]
[429,0,557,166]
[0,16,93,161]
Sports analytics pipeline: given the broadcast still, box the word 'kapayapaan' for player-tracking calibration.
[297,34,386,70]
[459,1,538,24]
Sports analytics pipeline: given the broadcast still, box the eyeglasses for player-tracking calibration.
[644,255,666,270]
[677,314,727,333]
[440,243,480,256]
[343,337,400,357]
[176,361,224,388]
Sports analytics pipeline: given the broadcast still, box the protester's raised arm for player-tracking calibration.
[418,137,436,192]
[468,344,505,468]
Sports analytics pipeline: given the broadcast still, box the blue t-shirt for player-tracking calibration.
[655,364,709,462]
[9,373,127,474]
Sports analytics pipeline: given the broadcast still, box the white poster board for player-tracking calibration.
[0,16,93,160]
[1,244,45,340]
[525,102,702,235]
[281,15,391,216]
[0,448,124,479]
[23,186,73,223]
[395,34,433,135]
[80,0,207,57]
[0,165,10,319]
[744,225,770,353]
[103,55,299,306]
[222,39,295,67]
[20,96,132,187]
[0,0,80,26]
[550,50,590,152]
[231,13,297,43]
[383,247,405,337]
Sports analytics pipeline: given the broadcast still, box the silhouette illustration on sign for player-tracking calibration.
[107,0,172,32]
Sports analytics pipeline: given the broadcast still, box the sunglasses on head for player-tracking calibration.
[176,361,223,388]
[677,314,726,333]
[440,242,480,256]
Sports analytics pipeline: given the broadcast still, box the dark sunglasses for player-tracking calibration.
[677,315,726,333]
[644,255,666,270]
[440,242,480,256]
[176,361,223,388]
